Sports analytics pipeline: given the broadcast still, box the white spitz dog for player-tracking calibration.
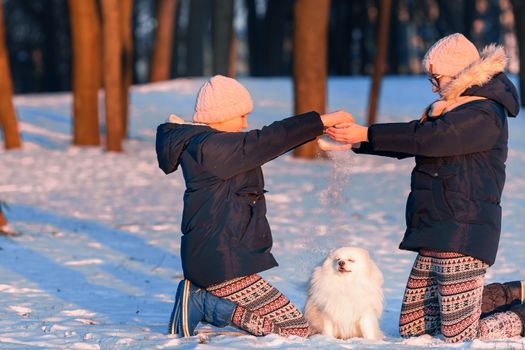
[305,247,384,340]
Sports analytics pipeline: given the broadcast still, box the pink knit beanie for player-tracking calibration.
[423,33,480,77]
[192,75,253,124]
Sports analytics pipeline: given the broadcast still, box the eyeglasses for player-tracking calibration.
[428,74,443,88]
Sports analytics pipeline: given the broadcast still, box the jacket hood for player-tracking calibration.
[156,122,213,174]
[439,44,519,117]
[462,73,519,117]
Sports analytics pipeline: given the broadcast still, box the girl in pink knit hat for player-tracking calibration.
[156,75,354,337]
[322,33,524,342]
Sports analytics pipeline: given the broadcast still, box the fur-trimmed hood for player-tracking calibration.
[440,44,506,100]
[431,45,519,118]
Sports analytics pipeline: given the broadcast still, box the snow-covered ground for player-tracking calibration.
[1,77,524,349]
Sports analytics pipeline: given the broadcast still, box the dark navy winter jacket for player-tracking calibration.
[355,73,519,265]
[156,112,324,287]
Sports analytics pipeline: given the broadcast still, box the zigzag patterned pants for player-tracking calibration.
[399,249,522,342]
[207,274,309,337]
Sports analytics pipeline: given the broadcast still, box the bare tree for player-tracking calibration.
[212,0,234,76]
[0,0,21,150]
[150,0,178,81]
[245,0,263,75]
[101,0,124,152]
[511,0,525,107]
[367,0,392,125]
[120,0,134,138]
[292,0,330,159]
[245,0,294,76]
[264,0,294,76]
[68,0,101,146]
[0,206,7,233]
[228,30,237,77]
[186,0,209,76]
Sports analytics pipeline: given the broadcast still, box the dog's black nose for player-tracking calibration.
[338,260,345,267]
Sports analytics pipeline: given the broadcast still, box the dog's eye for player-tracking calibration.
[347,258,355,262]
[335,257,339,260]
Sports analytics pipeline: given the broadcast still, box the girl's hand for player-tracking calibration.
[325,123,369,144]
[320,110,355,127]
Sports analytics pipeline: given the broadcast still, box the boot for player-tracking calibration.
[482,281,525,314]
[168,279,236,336]
[510,303,525,336]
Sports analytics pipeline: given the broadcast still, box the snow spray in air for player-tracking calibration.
[318,136,354,207]
[314,137,357,252]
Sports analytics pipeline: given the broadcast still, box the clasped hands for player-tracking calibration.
[318,110,369,151]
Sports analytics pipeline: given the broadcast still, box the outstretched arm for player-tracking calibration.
[200,111,354,179]
[323,104,503,158]
[364,107,502,157]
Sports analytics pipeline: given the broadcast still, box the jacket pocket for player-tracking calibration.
[437,163,469,221]
[234,188,267,243]
[412,164,439,190]
[412,163,461,221]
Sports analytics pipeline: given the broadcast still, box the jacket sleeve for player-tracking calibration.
[197,112,324,179]
[367,105,503,157]
[353,141,414,159]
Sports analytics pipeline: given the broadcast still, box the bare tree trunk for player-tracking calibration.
[367,0,392,125]
[150,0,178,81]
[0,1,21,150]
[212,0,234,76]
[0,207,7,230]
[186,0,208,76]
[68,0,101,146]
[511,0,525,108]
[101,0,123,152]
[329,0,352,75]
[245,0,262,75]
[292,0,330,159]
[228,32,237,77]
[120,0,133,139]
[264,0,293,76]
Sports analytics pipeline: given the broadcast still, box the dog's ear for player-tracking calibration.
[325,248,337,260]
[323,250,334,264]
[368,257,384,286]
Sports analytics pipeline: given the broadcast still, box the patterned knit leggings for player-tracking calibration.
[206,274,309,337]
[399,249,522,342]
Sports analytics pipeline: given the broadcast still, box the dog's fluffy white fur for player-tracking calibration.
[305,247,384,340]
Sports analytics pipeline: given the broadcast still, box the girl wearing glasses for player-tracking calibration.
[322,33,524,342]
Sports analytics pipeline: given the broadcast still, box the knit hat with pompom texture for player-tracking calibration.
[192,75,253,124]
[423,33,480,77]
